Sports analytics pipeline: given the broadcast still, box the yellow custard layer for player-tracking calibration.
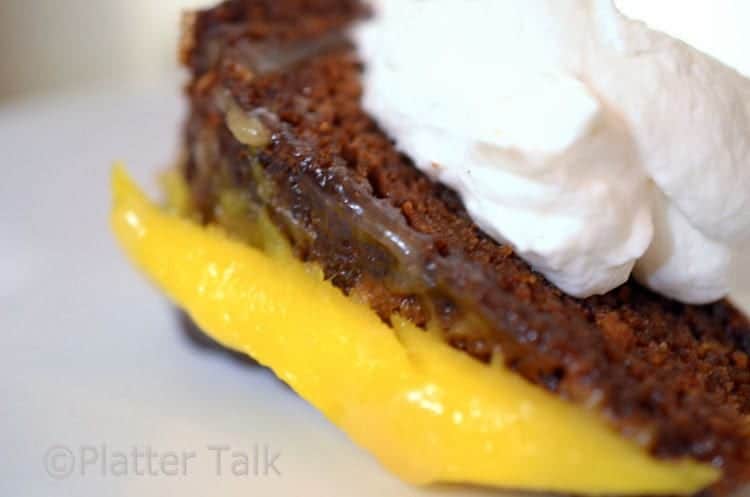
[111,165,717,495]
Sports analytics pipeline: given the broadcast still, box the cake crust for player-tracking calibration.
[181,1,750,494]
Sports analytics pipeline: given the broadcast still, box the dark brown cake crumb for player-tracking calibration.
[180,2,750,495]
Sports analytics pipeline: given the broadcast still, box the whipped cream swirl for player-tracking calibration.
[354,0,750,303]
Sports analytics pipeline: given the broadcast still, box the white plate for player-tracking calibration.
[2,84,749,497]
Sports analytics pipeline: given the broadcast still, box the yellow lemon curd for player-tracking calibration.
[111,165,717,495]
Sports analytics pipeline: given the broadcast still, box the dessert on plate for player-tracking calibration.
[112,1,750,495]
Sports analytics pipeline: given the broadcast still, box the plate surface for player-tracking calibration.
[1,84,749,497]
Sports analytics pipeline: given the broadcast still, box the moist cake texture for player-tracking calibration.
[180,1,750,494]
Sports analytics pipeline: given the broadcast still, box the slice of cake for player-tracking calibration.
[112,1,750,495]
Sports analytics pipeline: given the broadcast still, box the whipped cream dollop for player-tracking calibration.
[354,0,750,303]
